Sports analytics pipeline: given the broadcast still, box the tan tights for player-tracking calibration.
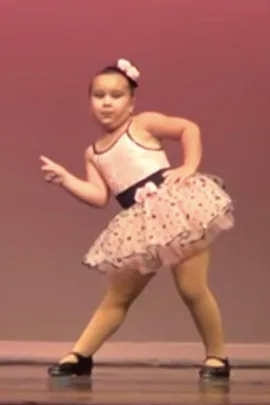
[61,249,225,367]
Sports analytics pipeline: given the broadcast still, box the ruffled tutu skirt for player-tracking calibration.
[82,173,234,274]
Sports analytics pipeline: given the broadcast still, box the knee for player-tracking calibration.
[177,282,209,304]
[101,291,135,311]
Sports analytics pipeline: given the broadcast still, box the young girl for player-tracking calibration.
[40,58,234,380]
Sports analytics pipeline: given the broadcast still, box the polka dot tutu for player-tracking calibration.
[82,173,234,274]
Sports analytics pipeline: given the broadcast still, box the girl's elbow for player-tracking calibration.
[188,121,200,134]
[96,191,110,208]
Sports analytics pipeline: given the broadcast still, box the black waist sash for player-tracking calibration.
[115,169,167,209]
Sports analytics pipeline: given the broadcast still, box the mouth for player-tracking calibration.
[100,110,114,116]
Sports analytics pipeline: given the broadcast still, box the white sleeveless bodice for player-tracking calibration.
[90,132,170,195]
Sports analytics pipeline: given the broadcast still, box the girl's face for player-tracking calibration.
[90,73,135,131]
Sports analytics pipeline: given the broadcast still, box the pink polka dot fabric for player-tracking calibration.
[82,173,234,274]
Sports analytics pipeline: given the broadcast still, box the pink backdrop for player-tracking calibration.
[0,0,269,343]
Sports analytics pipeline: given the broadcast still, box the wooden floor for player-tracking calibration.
[0,365,270,405]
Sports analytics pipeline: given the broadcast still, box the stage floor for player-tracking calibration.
[0,365,269,405]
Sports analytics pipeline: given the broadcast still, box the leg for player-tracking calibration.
[70,269,153,357]
[49,269,153,376]
[171,249,229,374]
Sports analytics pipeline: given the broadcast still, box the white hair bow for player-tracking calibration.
[117,58,140,82]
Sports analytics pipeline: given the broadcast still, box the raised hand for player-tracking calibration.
[40,155,67,185]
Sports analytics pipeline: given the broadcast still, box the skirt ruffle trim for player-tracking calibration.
[82,204,234,275]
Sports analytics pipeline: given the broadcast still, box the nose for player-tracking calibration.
[102,95,112,107]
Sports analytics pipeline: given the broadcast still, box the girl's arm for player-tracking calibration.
[40,147,110,208]
[62,147,110,208]
[136,111,202,171]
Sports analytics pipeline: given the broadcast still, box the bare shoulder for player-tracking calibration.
[134,111,199,139]
[84,145,109,192]
[130,114,162,148]
[135,111,165,121]
[134,111,170,129]
[84,145,95,161]
[133,111,161,128]
[84,145,101,171]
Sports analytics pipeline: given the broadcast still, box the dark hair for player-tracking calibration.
[88,63,139,97]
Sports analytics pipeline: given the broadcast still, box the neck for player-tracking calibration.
[104,116,132,135]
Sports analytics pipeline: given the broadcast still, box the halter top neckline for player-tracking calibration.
[93,124,162,155]
[92,118,133,155]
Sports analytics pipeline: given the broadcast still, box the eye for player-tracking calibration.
[92,91,105,99]
[111,92,123,98]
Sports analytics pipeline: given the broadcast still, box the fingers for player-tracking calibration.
[44,173,54,182]
[164,176,178,185]
[162,170,171,178]
[163,171,180,185]
[40,155,56,173]
[39,155,54,165]
[40,155,62,184]
[162,168,192,185]
[44,172,60,183]
[163,173,188,185]
[41,165,53,173]
[162,170,173,184]
[40,155,54,180]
